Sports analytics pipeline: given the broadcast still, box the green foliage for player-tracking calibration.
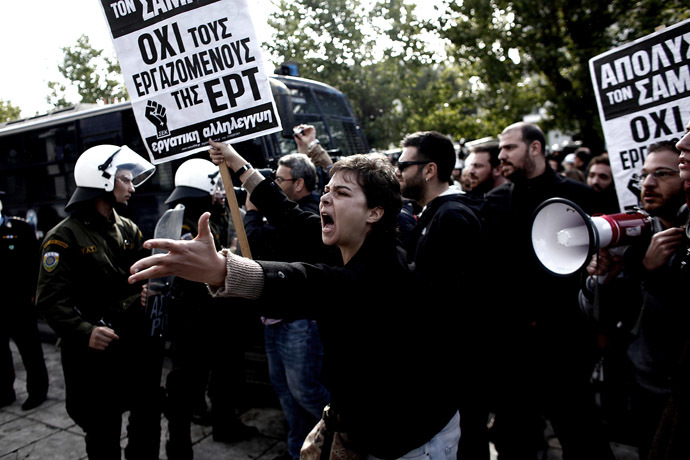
[265,0,440,149]
[0,100,22,123]
[47,35,127,109]
[265,0,687,151]
[436,0,688,152]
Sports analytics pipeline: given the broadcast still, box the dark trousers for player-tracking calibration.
[164,297,250,457]
[1,301,48,400]
[61,308,164,460]
[631,385,670,460]
[165,304,212,458]
[491,329,615,460]
[457,356,492,460]
[457,397,490,460]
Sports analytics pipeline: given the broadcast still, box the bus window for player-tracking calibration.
[314,89,351,117]
[326,120,367,157]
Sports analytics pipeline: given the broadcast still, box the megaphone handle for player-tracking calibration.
[592,249,601,323]
[219,162,253,260]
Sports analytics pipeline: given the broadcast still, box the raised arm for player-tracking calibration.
[129,212,227,286]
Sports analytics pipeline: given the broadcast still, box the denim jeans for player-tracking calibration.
[264,319,331,459]
[366,411,461,460]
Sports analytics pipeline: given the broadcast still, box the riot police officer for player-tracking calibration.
[163,158,257,460]
[0,192,49,410]
[35,145,162,460]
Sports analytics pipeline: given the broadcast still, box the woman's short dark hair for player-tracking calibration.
[330,154,402,237]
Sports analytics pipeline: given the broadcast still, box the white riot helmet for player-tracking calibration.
[66,145,156,211]
[165,158,221,204]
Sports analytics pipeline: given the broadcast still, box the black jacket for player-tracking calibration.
[247,178,340,265]
[244,190,322,263]
[484,166,600,368]
[1,214,39,303]
[407,190,485,290]
[244,178,456,458]
[257,232,456,459]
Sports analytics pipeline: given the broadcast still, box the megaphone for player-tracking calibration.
[531,198,651,276]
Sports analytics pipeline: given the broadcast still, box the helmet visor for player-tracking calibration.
[111,146,156,188]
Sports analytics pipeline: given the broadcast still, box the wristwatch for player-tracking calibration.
[233,163,251,175]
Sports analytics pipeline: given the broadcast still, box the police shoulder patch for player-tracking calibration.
[42,252,60,272]
[43,239,69,250]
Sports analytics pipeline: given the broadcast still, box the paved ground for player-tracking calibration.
[2,324,640,460]
[1,327,289,460]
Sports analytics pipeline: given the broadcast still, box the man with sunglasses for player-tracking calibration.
[580,139,687,459]
[396,130,489,459]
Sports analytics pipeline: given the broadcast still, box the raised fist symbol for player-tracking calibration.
[145,100,170,138]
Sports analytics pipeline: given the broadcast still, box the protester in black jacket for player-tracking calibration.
[484,122,615,460]
[129,146,461,460]
[396,131,489,459]
[646,121,690,460]
[243,152,334,460]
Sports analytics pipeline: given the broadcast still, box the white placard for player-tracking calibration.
[99,0,282,164]
[589,19,690,211]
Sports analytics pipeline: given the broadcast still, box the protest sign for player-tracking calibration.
[589,18,690,211]
[99,0,282,165]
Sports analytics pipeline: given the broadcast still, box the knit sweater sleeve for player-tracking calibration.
[209,248,265,299]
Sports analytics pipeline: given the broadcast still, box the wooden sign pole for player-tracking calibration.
[218,161,252,260]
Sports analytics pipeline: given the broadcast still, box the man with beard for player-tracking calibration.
[463,141,508,195]
[646,118,690,460]
[484,122,614,460]
[396,131,490,459]
[586,154,620,214]
[581,140,687,459]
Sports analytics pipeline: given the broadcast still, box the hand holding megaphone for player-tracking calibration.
[531,198,651,276]
[585,249,624,284]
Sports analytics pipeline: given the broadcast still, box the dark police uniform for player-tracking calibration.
[0,213,49,408]
[164,203,257,460]
[35,207,163,460]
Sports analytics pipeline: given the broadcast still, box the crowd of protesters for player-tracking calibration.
[3,116,689,460]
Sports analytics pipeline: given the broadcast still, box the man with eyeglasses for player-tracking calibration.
[35,145,163,460]
[645,110,690,460]
[243,151,335,460]
[638,141,685,227]
[395,130,490,459]
[580,139,687,460]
